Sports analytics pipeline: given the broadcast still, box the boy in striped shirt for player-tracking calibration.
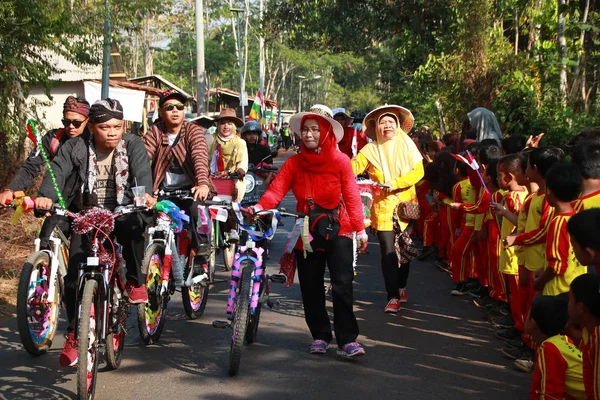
[527,295,585,400]
[569,274,600,400]
[572,140,600,212]
[533,163,585,297]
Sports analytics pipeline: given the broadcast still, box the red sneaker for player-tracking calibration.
[384,298,401,313]
[59,332,78,367]
[126,281,148,304]
[399,288,408,303]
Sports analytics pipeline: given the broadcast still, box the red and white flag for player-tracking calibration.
[451,151,480,170]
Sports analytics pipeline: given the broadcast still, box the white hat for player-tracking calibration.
[289,112,344,143]
[308,104,333,119]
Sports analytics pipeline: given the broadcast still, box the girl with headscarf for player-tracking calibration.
[253,111,367,358]
[352,105,424,313]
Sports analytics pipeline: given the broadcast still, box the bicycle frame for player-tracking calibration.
[146,212,177,294]
[227,241,266,317]
[32,228,69,307]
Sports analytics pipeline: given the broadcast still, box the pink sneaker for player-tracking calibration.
[399,288,408,303]
[384,298,401,313]
[59,332,78,367]
[126,281,148,304]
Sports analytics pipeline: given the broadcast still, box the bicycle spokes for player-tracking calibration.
[27,261,56,342]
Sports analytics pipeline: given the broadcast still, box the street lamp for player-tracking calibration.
[231,7,245,122]
[298,75,321,112]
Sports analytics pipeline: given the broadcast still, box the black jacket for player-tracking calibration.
[8,128,79,192]
[38,133,152,209]
[247,143,273,166]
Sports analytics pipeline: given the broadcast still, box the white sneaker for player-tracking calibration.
[228,229,239,243]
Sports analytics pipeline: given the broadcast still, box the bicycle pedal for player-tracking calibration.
[212,320,231,329]
[269,274,287,284]
[266,299,280,309]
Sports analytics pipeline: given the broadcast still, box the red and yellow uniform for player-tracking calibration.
[573,189,600,212]
[459,186,491,285]
[450,178,476,282]
[436,191,454,260]
[416,180,435,244]
[531,335,586,400]
[543,212,586,296]
[488,189,507,301]
[420,180,440,249]
[500,189,528,331]
[581,325,600,400]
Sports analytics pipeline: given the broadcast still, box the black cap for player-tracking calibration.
[159,90,188,107]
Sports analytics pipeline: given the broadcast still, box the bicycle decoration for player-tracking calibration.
[155,200,189,233]
[10,191,34,224]
[26,119,66,208]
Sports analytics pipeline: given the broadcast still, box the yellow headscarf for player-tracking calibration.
[360,113,423,182]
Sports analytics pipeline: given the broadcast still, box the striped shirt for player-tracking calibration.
[581,325,600,400]
[452,178,476,228]
[543,212,585,296]
[144,121,212,193]
[574,189,600,212]
[500,189,528,275]
[514,191,555,271]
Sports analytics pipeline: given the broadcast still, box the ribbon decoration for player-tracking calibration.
[155,200,190,233]
[11,191,34,225]
[232,203,281,242]
[26,119,66,208]
[301,215,312,258]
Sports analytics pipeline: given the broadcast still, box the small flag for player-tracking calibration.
[249,90,265,122]
[451,151,480,170]
[210,143,225,174]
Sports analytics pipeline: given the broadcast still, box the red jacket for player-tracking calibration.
[338,127,368,159]
[257,153,364,237]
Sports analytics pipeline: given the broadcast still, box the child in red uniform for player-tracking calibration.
[572,140,600,212]
[420,163,440,258]
[527,296,585,400]
[450,158,477,295]
[569,274,600,400]
[432,151,458,270]
[533,163,585,297]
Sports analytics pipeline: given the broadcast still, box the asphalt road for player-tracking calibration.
[0,151,530,400]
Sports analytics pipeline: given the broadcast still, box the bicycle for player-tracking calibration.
[2,199,69,357]
[212,203,298,376]
[44,204,146,400]
[137,191,223,343]
[211,173,241,271]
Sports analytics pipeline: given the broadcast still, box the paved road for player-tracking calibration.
[0,152,530,399]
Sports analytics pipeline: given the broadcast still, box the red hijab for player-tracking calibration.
[298,115,343,173]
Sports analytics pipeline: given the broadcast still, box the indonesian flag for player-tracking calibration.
[451,151,480,170]
[210,143,225,174]
[249,90,265,123]
[26,120,38,147]
[351,128,358,158]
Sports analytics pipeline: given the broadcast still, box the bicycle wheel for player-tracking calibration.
[77,279,100,400]
[222,242,237,271]
[228,263,252,376]
[245,281,263,345]
[181,255,208,319]
[16,251,60,356]
[137,243,168,344]
[105,279,126,369]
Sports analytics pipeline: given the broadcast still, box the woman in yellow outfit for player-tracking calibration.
[352,105,424,313]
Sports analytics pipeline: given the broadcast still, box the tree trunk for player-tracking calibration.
[558,0,568,107]
[569,0,590,104]
[514,9,519,55]
[527,0,543,59]
[144,18,154,76]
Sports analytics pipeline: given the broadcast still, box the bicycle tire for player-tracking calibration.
[223,242,236,271]
[105,279,126,369]
[16,251,60,356]
[228,263,252,376]
[137,243,168,344]
[245,282,263,345]
[181,257,209,319]
[77,279,100,400]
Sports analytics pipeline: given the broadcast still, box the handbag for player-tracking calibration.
[396,201,421,220]
[392,211,422,264]
[304,175,341,244]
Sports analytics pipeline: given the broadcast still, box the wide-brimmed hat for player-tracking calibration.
[215,108,243,128]
[309,104,333,119]
[159,89,189,107]
[332,107,354,126]
[289,112,344,143]
[364,105,415,140]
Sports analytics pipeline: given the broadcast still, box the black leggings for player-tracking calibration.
[295,236,359,346]
[377,230,410,300]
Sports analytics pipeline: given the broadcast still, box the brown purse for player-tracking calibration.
[396,201,421,220]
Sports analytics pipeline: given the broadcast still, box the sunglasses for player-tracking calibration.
[163,103,185,111]
[61,118,87,128]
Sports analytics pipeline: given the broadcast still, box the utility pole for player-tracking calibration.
[196,0,206,114]
[259,0,265,97]
[101,0,111,98]
[231,8,245,122]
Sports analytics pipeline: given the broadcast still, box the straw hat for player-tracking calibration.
[308,104,334,119]
[289,112,344,143]
[215,108,243,128]
[363,105,415,141]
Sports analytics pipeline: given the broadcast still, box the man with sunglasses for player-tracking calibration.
[0,96,90,247]
[145,90,215,273]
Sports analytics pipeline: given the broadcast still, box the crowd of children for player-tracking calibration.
[415,130,600,399]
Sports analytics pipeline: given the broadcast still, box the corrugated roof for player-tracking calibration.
[208,87,278,108]
[129,75,193,99]
[88,79,164,96]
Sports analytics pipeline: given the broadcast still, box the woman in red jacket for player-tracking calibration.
[254,110,367,358]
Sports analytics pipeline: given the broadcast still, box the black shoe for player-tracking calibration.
[488,303,510,316]
[435,260,452,273]
[450,281,468,296]
[464,280,480,292]
[485,299,507,310]
[473,296,494,308]
[505,338,527,349]
[496,326,523,342]
[492,315,515,329]
[501,346,533,360]
[469,286,489,299]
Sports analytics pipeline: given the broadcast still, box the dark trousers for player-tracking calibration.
[377,230,411,300]
[295,236,359,346]
[64,213,146,327]
[38,214,70,249]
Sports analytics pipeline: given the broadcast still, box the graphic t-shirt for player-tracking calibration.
[94,147,117,210]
